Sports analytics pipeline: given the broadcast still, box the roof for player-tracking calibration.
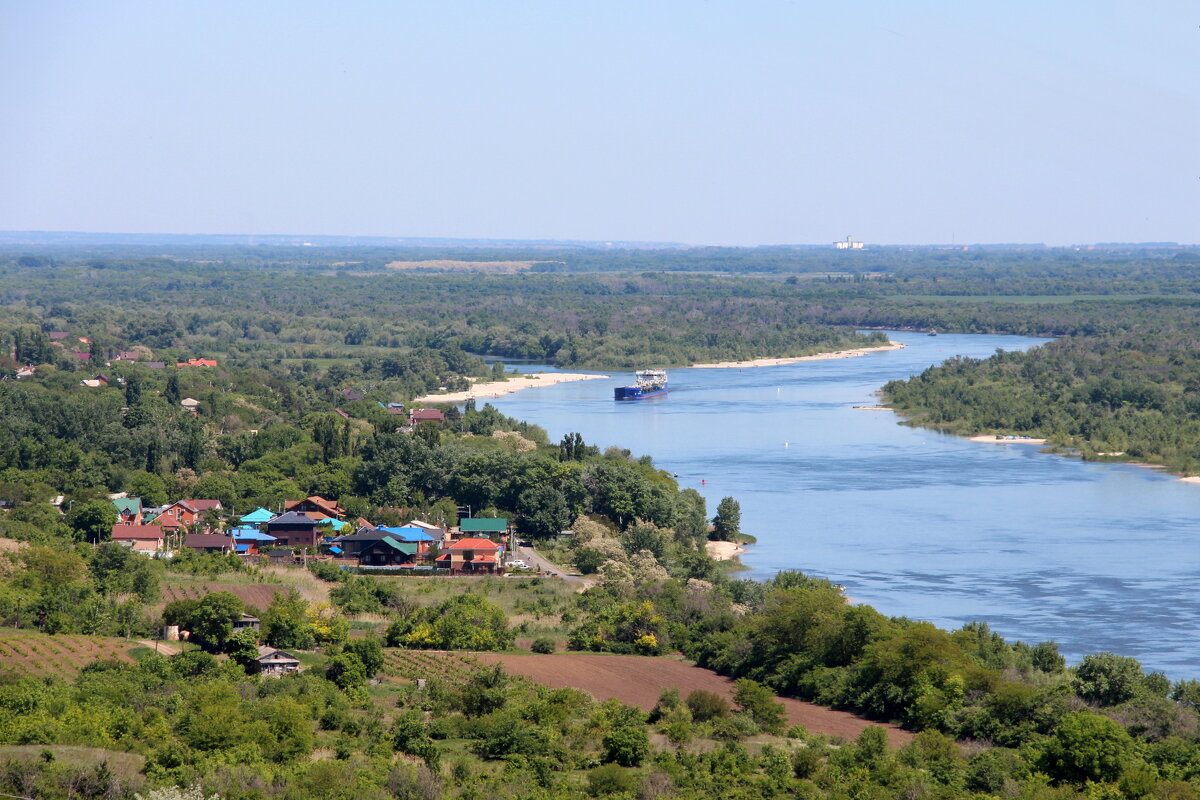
[408,520,443,531]
[184,533,233,549]
[328,546,342,555]
[231,528,276,541]
[234,544,251,552]
[182,501,223,513]
[410,409,445,422]
[284,496,344,517]
[267,511,319,527]
[447,537,502,550]
[340,388,363,401]
[332,528,390,543]
[256,646,299,662]
[366,536,418,555]
[459,518,507,533]
[180,397,200,408]
[112,498,142,516]
[146,362,166,369]
[111,524,164,540]
[239,507,275,523]
[376,526,437,542]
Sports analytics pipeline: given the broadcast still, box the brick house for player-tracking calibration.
[266,511,321,548]
[434,537,503,575]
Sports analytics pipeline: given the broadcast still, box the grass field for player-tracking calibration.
[0,634,141,677]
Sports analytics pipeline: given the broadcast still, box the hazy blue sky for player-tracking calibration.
[1,1,1195,245]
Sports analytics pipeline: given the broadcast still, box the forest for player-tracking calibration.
[0,245,1198,798]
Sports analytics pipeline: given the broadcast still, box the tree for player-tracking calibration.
[733,678,787,734]
[517,484,571,539]
[262,589,315,649]
[189,591,244,649]
[343,637,384,677]
[165,373,181,406]
[686,690,730,722]
[67,499,117,544]
[325,652,367,691]
[602,725,649,767]
[1037,711,1135,784]
[711,496,741,541]
[1074,652,1144,706]
[226,628,261,667]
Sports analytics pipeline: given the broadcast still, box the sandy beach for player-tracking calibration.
[412,372,609,404]
[690,341,905,369]
[705,541,746,562]
[1179,476,1200,484]
[968,434,1047,444]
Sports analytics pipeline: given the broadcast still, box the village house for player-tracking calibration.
[358,536,421,568]
[265,511,321,548]
[284,495,345,520]
[253,646,301,676]
[154,499,224,531]
[233,614,260,632]
[177,358,218,367]
[409,408,445,425]
[434,537,503,575]
[239,507,275,525]
[180,397,200,412]
[456,517,508,541]
[110,524,165,553]
[231,526,276,555]
[112,497,143,525]
[183,532,235,554]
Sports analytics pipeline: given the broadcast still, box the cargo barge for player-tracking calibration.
[614,369,668,401]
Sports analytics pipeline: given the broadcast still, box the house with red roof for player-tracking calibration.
[284,495,345,519]
[110,524,165,553]
[154,499,223,530]
[434,537,503,575]
[409,408,445,425]
[177,358,218,368]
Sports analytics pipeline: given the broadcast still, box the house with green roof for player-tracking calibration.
[358,536,420,567]
[112,497,143,525]
[458,518,508,540]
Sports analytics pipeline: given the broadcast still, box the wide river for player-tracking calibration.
[487,331,1199,678]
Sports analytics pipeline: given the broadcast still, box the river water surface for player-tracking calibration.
[487,331,1200,677]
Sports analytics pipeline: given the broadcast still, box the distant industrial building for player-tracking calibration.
[835,235,864,250]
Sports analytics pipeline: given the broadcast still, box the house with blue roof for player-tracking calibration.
[240,507,275,525]
[231,526,277,555]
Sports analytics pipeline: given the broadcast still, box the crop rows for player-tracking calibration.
[0,635,137,677]
[381,649,479,684]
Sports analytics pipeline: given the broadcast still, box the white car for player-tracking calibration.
[505,559,528,569]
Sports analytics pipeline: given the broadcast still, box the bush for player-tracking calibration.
[587,764,638,797]
[686,689,730,722]
[602,725,649,767]
[530,637,556,654]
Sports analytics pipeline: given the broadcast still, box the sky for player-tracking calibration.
[0,1,1196,246]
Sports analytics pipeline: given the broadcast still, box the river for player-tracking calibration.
[485,331,1200,677]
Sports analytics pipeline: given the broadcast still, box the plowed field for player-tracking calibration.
[160,582,283,610]
[0,635,139,677]
[478,652,912,748]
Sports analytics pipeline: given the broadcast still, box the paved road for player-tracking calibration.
[513,544,594,589]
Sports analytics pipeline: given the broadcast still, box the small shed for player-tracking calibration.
[253,646,300,676]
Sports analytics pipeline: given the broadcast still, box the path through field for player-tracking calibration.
[478,652,913,748]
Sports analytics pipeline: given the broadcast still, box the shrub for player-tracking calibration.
[602,725,649,767]
[587,764,638,797]
[530,637,556,654]
[686,689,729,722]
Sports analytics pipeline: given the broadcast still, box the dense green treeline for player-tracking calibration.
[883,333,1200,474]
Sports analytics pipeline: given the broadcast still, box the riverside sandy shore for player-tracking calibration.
[690,341,905,369]
[967,434,1048,444]
[705,541,746,561]
[413,372,609,404]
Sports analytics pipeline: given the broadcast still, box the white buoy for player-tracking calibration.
[784,442,789,447]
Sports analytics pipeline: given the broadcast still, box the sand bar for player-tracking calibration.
[968,434,1047,444]
[705,541,746,562]
[690,341,905,369]
[1179,476,1200,484]
[413,372,609,404]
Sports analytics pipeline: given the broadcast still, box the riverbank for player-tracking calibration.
[690,341,905,369]
[705,541,746,562]
[413,372,609,404]
[967,434,1047,445]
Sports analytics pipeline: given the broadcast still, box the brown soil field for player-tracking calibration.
[478,652,913,749]
[160,582,284,610]
[0,635,139,677]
